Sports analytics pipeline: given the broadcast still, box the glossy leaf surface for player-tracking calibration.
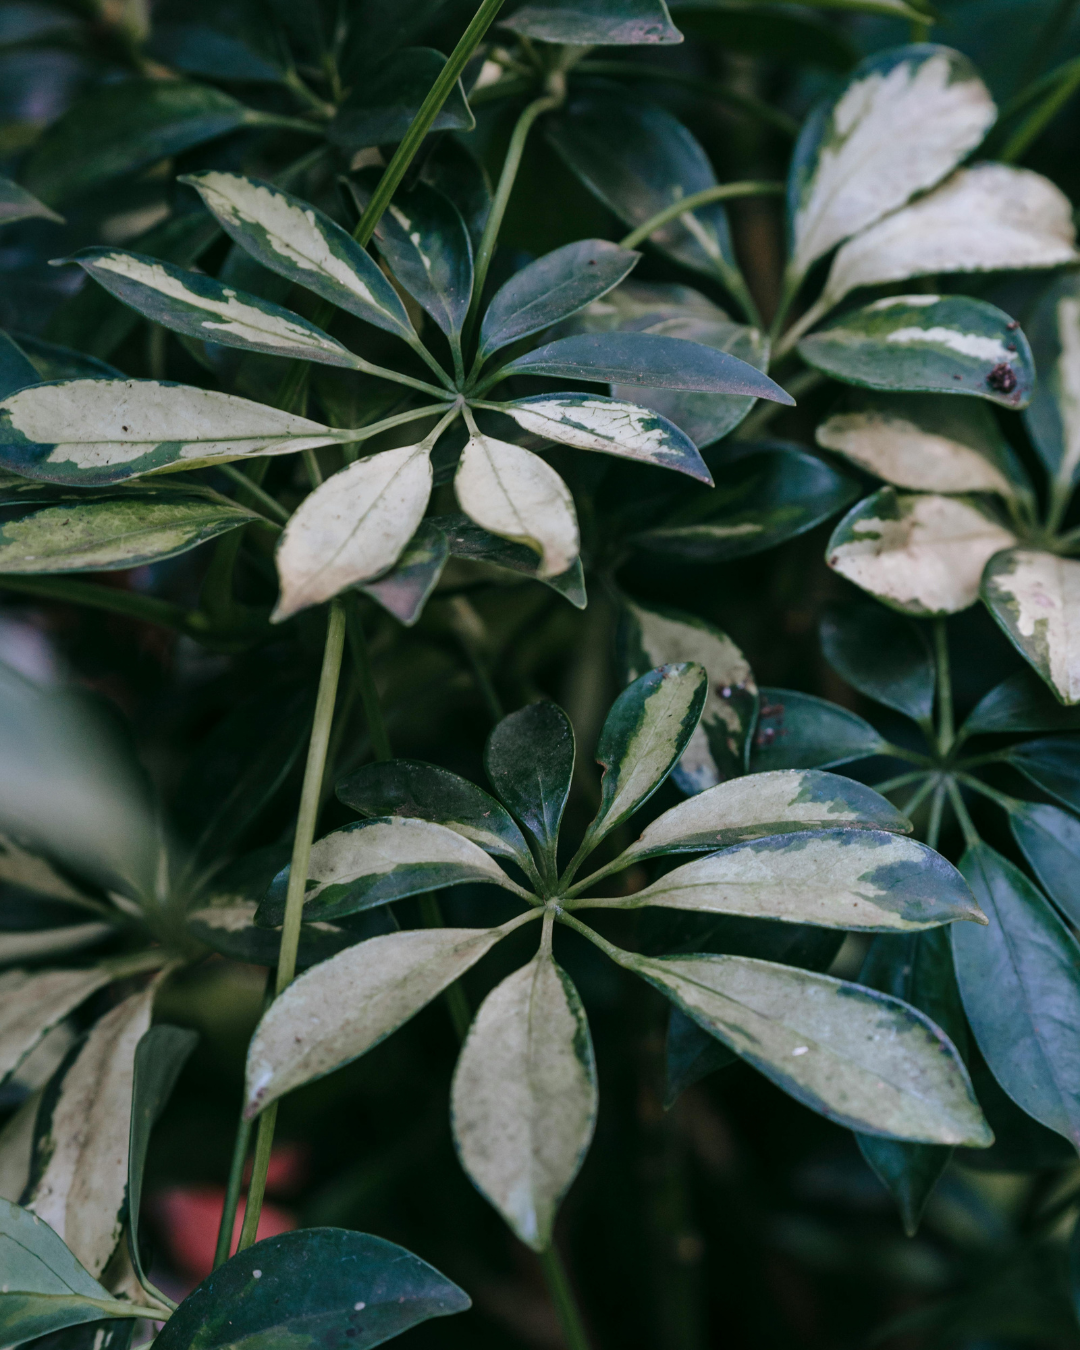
[983,549,1080,705]
[820,601,935,723]
[0,966,117,1086]
[750,688,888,770]
[1009,801,1080,928]
[962,669,1080,736]
[485,702,575,871]
[358,517,448,626]
[437,513,586,608]
[1006,736,1080,812]
[329,46,474,150]
[371,181,472,339]
[1024,272,1080,488]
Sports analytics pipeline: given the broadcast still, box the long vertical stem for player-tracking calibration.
[214,1110,252,1267]
[933,619,954,758]
[236,602,347,1252]
[418,893,472,1040]
[539,1246,594,1350]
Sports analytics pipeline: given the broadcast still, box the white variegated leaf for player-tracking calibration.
[245,925,511,1116]
[827,488,1017,615]
[0,836,98,906]
[0,380,351,485]
[624,952,992,1144]
[1024,274,1080,490]
[451,952,597,1251]
[0,966,117,1085]
[983,549,1080,706]
[27,982,157,1276]
[273,443,433,621]
[820,165,1078,311]
[0,925,112,966]
[788,46,996,284]
[454,433,579,578]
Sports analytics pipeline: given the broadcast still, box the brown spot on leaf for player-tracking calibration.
[987,363,1017,394]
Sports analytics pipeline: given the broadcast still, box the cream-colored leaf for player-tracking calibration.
[245,925,510,1116]
[454,434,579,578]
[983,549,1080,705]
[27,983,156,1276]
[827,490,1017,614]
[822,164,1078,309]
[272,444,433,621]
[451,953,596,1251]
[0,836,97,906]
[0,967,117,1086]
[0,1090,39,1203]
[0,925,112,966]
[790,48,996,282]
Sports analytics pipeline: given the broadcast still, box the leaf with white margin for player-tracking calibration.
[0,966,117,1086]
[587,828,984,932]
[273,442,433,621]
[245,924,513,1116]
[799,295,1035,410]
[451,952,596,1251]
[983,549,1080,706]
[819,164,1077,311]
[620,769,911,864]
[26,982,157,1276]
[1024,272,1080,489]
[0,926,112,966]
[816,392,1027,496]
[505,394,711,482]
[180,172,416,342]
[619,596,757,793]
[62,249,361,368]
[827,488,1017,615]
[622,950,991,1143]
[0,380,351,486]
[454,433,579,578]
[256,817,525,926]
[787,45,996,285]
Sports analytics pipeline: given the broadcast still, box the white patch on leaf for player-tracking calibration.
[984,549,1080,705]
[1055,297,1080,486]
[883,327,1010,361]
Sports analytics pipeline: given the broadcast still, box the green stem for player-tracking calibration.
[956,772,1022,813]
[874,770,931,795]
[218,463,290,523]
[346,601,392,761]
[925,782,947,851]
[1017,0,1080,93]
[901,774,938,822]
[1000,60,1080,162]
[933,618,954,757]
[419,892,473,1040]
[945,778,981,850]
[618,181,784,252]
[539,1245,594,1350]
[237,601,347,1252]
[214,1111,253,1268]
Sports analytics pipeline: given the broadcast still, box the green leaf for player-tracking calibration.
[0,332,43,402]
[621,768,910,864]
[819,164,1077,314]
[786,45,995,287]
[799,296,1035,409]
[855,929,966,1234]
[145,24,284,83]
[437,512,586,608]
[180,173,416,342]
[1005,736,1080,813]
[0,967,118,1087]
[983,550,1080,705]
[61,249,362,369]
[954,842,1080,1150]
[502,0,681,42]
[421,138,491,257]
[0,177,62,227]
[479,241,640,361]
[329,46,474,151]
[816,391,1029,497]
[274,443,435,621]
[674,2,857,69]
[0,379,352,486]
[618,597,757,792]
[485,702,575,875]
[337,759,533,865]
[245,925,509,1115]
[820,600,935,724]
[547,94,752,314]
[153,1228,469,1350]
[634,443,859,561]
[623,950,991,1143]
[256,817,523,926]
[826,487,1018,615]
[126,1026,197,1292]
[1009,801,1080,928]
[1024,272,1080,490]
[503,332,793,401]
[358,517,448,626]
[749,688,888,770]
[451,952,596,1251]
[961,669,1080,737]
[188,903,378,969]
[598,828,983,931]
[369,181,473,340]
[23,81,277,206]
[0,485,259,574]
[13,335,122,383]
[584,663,708,851]
[504,394,710,482]
[455,432,578,577]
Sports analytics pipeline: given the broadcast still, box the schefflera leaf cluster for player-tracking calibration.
[240,663,992,1252]
[0,169,790,623]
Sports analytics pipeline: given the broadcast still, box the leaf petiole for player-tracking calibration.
[617,180,784,252]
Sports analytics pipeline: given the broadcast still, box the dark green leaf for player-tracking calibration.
[798,296,1035,410]
[960,1048,1074,1171]
[1023,272,1080,487]
[420,138,491,256]
[0,176,61,227]
[358,517,448,626]
[749,688,888,770]
[674,3,858,69]
[820,600,935,724]
[485,702,575,874]
[0,331,41,401]
[954,842,1080,1149]
[1005,736,1080,813]
[502,332,793,400]
[1010,801,1080,927]
[502,0,681,41]
[479,240,640,361]
[961,670,1080,737]
[633,442,859,561]
[337,758,533,865]
[12,335,123,383]
[435,512,587,608]
[187,902,394,968]
[329,47,473,151]
[369,181,472,339]
[145,24,284,82]
[152,1228,470,1350]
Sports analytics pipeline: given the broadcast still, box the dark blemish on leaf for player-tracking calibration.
[122,425,129,431]
[987,363,1017,394]
[952,374,962,380]
[1006,344,1017,353]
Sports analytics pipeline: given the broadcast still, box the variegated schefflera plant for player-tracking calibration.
[237,662,994,1253]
